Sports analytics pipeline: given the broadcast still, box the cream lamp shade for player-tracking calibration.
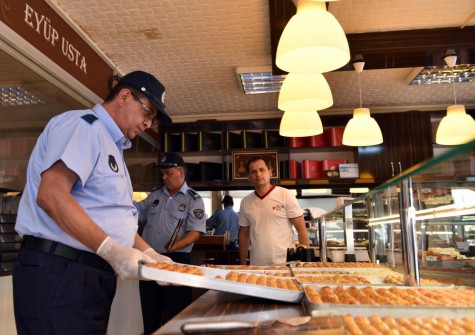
[279,110,323,137]
[435,105,475,145]
[342,108,383,146]
[278,72,333,112]
[276,0,350,74]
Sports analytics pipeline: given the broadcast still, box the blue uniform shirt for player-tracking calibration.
[16,104,138,251]
[136,182,206,253]
[206,207,239,239]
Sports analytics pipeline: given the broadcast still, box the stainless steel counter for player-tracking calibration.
[153,290,307,335]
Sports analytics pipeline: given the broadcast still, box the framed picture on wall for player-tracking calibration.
[232,150,279,180]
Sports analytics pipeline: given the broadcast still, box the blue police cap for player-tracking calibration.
[118,71,172,126]
[159,152,184,169]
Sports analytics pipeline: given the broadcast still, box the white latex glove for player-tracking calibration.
[144,248,172,264]
[96,236,153,280]
[143,248,172,286]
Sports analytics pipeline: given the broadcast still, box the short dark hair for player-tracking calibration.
[222,195,234,206]
[245,156,271,173]
[103,84,145,104]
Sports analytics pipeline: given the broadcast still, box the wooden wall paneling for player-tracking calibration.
[358,111,433,180]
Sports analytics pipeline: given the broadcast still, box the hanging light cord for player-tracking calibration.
[358,72,363,108]
[451,67,457,105]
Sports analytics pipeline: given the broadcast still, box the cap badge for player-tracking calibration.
[141,87,146,92]
[161,91,166,104]
[161,155,166,163]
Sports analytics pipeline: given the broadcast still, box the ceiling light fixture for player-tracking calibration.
[409,64,475,85]
[235,66,286,94]
[278,72,333,112]
[0,85,45,106]
[276,0,350,74]
[279,110,323,137]
[435,49,475,145]
[342,55,383,147]
[349,187,370,194]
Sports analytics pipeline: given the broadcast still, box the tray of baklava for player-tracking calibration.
[291,266,401,275]
[290,262,389,269]
[303,284,475,318]
[139,262,303,303]
[342,314,475,334]
[203,264,293,277]
[294,273,455,287]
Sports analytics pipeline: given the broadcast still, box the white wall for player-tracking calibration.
[0,276,17,335]
[0,276,145,335]
[297,197,337,213]
[107,279,143,335]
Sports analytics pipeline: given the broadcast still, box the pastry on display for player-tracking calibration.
[295,262,385,268]
[145,263,205,276]
[263,272,292,277]
[305,285,475,306]
[344,315,475,335]
[295,274,370,284]
[202,263,220,268]
[224,265,288,270]
[423,247,467,261]
[383,275,466,285]
[224,271,300,291]
[294,269,398,275]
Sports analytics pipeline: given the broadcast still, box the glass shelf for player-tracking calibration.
[312,138,475,285]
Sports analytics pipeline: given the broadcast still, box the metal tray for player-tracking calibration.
[294,274,454,286]
[290,262,390,269]
[195,267,293,279]
[302,284,475,318]
[220,265,290,271]
[139,264,304,303]
[291,267,402,276]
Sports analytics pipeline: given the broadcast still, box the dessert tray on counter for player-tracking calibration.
[303,284,475,318]
[139,263,303,303]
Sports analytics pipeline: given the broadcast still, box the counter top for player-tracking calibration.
[153,290,306,335]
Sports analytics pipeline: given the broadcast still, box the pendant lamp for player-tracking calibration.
[276,0,350,74]
[278,72,333,112]
[435,50,475,145]
[279,110,323,137]
[436,105,475,145]
[342,56,383,146]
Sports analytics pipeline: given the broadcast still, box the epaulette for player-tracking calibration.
[188,189,201,200]
[150,186,161,193]
[81,114,98,125]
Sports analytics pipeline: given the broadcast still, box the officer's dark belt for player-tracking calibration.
[21,235,114,273]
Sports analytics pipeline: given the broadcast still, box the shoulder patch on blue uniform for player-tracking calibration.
[81,114,98,125]
[188,189,201,200]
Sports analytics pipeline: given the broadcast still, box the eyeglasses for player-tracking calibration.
[130,91,157,122]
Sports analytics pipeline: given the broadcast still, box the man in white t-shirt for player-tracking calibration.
[238,156,310,265]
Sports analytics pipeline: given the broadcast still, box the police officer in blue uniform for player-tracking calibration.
[136,152,206,334]
[13,71,173,335]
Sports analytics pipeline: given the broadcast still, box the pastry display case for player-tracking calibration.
[313,138,475,286]
[308,198,371,263]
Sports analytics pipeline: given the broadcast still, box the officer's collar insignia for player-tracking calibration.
[108,155,119,173]
[193,209,204,220]
[152,200,159,207]
[178,204,186,211]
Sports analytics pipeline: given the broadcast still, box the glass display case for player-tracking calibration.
[313,138,475,286]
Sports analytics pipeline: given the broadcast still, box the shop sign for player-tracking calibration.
[0,0,113,98]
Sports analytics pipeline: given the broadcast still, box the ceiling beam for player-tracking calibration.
[268,0,475,74]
